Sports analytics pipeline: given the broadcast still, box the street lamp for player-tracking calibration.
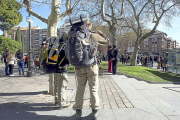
[26,0,35,77]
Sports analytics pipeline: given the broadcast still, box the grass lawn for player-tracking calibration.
[0,63,4,65]
[100,61,180,83]
[68,65,75,72]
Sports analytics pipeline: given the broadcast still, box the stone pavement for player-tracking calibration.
[0,65,180,120]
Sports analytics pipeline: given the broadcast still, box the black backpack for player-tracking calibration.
[39,36,69,73]
[65,20,96,67]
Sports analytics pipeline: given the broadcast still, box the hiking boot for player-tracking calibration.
[92,109,98,120]
[60,102,70,108]
[76,109,82,120]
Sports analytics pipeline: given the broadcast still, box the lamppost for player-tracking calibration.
[26,0,35,77]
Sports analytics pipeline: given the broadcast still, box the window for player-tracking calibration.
[42,30,47,32]
[152,35,158,37]
[144,39,148,41]
[152,38,157,41]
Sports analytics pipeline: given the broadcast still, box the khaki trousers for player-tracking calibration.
[73,64,100,110]
[54,73,68,107]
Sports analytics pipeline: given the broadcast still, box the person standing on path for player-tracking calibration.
[25,55,29,68]
[107,46,112,73]
[6,53,16,76]
[67,20,109,120]
[162,56,168,72]
[111,45,118,74]
[3,47,9,75]
[16,49,25,75]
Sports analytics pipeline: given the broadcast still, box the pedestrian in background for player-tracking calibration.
[124,53,127,64]
[107,46,112,73]
[162,56,168,72]
[111,45,118,74]
[16,49,25,75]
[25,55,29,68]
[6,53,16,76]
[160,57,163,69]
[157,56,160,69]
[121,54,124,64]
[3,47,9,75]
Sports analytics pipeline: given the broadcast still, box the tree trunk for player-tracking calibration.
[131,40,139,66]
[47,17,59,95]
[109,26,117,45]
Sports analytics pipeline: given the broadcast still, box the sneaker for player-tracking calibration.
[11,74,14,76]
[92,109,98,120]
[76,109,82,120]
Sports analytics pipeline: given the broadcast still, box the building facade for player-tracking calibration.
[139,30,168,56]
[4,26,61,58]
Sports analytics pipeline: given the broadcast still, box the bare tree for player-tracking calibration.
[23,0,80,95]
[124,0,180,66]
[101,0,125,45]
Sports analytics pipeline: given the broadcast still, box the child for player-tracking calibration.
[7,53,16,76]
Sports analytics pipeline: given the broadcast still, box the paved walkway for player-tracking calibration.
[0,65,180,120]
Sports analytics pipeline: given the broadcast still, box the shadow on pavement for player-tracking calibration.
[0,91,47,96]
[146,69,180,83]
[0,102,93,120]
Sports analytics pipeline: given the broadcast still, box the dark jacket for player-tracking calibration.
[107,49,112,60]
[111,48,118,60]
[16,52,24,62]
[3,51,9,63]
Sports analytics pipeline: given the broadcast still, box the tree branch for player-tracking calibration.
[101,0,111,25]
[58,0,80,20]
[23,0,48,23]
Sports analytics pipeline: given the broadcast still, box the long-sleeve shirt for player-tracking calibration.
[7,57,16,65]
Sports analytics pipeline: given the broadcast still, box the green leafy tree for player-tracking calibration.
[21,33,24,53]
[0,36,21,55]
[15,26,21,49]
[0,0,22,31]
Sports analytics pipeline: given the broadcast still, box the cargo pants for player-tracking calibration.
[54,73,68,107]
[73,64,100,110]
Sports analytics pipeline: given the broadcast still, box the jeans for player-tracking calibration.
[5,62,9,75]
[149,61,153,68]
[18,61,24,73]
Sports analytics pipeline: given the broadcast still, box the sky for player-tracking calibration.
[0,1,180,44]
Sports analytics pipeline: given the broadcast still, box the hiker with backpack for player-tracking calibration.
[39,36,70,108]
[64,15,109,120]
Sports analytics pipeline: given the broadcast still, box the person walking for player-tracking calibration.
[111,45,118,74]
[162,56,168,72]
[3,47,9,75]
[107,46,112,73]
[6,53,16,76]
[16,49,25,75]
